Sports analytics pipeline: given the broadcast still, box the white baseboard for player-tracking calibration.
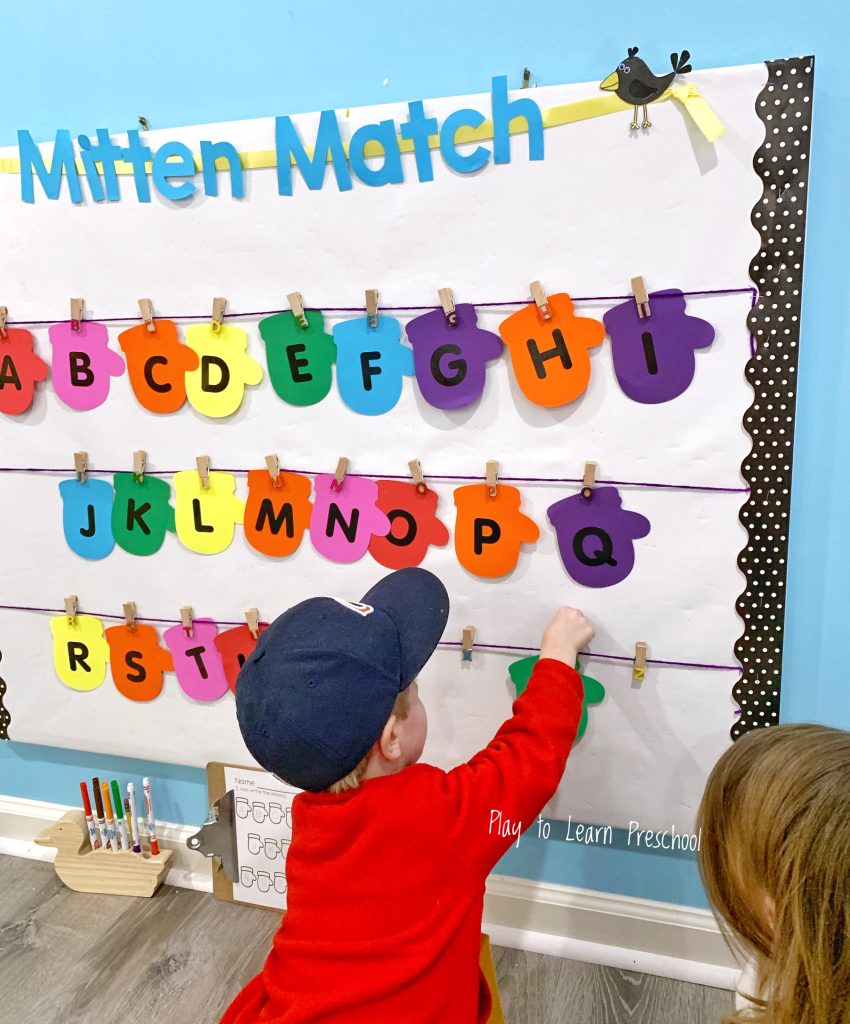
[0,795,738,989]
[484,875,739,989]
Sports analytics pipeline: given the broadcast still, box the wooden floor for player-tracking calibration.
[0,855,733,1024]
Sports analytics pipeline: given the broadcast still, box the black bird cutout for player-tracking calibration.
[600,48,692,131]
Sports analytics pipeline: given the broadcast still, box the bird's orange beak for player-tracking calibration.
[599,71,619,91]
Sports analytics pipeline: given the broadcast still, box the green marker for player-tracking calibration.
[111,780,130,851]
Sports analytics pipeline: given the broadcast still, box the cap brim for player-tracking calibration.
[361,568,449,685]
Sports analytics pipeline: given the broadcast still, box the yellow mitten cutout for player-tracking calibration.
[174,470,245,554]
[184,324,264,418]
[50,614,110,691]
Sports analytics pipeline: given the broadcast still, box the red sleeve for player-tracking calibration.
[434,658,583,877]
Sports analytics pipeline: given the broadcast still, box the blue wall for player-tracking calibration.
[2,1,847,910]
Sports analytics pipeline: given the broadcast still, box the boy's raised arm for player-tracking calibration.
[436,607,594,877]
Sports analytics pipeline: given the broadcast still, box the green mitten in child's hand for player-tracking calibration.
[508,655,605,742]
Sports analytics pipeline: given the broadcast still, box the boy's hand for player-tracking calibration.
[539,607,594,667]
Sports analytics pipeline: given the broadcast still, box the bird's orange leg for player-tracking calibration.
[630,107,639,131]
[642,105,652,130]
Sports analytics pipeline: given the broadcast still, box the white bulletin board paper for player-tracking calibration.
[0,63,771,834]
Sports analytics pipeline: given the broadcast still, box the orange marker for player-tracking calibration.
[100,780,118,852]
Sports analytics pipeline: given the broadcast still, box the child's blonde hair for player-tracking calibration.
[326,687,411,794]
[697,723,850,1024]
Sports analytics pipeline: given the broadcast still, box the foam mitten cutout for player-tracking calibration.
[602,288,715,404]
[258,309,337,407]
[509,655,605,741]
[333,315,413,415]
[184,323,263,418]
[59,478,116,560]
[368,480,450,569]
[214,623,268,693]
[498,294,604,407]
[244,470,313,558]
[547,487,651,588]
[0,328,48,414]
[310,474,391,564]
[50,614,110,691]
[105,623,173,702]
[174,470,244,554]
[118,319,200,413]
[163,619,229,701]
[48,320,125,411]
[406,304,503,410]
[453,483,539,578]
[112,474,176,556]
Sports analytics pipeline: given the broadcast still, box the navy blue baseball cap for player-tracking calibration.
[235,568,449,791]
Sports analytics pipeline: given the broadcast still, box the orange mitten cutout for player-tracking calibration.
[118,319,199,414]
[104,623,173,702]
[244,469,313,558]
[454,484,540,578]
[498,293,605,407]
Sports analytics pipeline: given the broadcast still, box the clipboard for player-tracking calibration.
[190,760,299,912]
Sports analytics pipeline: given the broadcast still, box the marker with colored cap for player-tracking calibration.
[101,780,118,852]
[124,798,135,851]
[127,782,142,853]
[111,780,129,851]
[92,777,109,849]
[142,777,160,856]
[79,781,99,850]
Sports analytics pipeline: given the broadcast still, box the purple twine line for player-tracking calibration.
[0,602,740,673]
[5,286,756,327]
[0,465,749,494]
[439,640,740,671]
[748,287,759,358]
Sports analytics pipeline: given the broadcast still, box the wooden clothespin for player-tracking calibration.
[133,450,146,484]
[365,289,379,329]
[138,298,155,333]
[64,594,78,625]
[0,305,8,339]
[331,456,349,492]
[123,601,137,632]
[485,460,499,498]
[265,454,282,488]
[438,287,457,327]
[74,451,88,484]
[196,455,211,490]
[581,461,597,500]
[408,459,427,494]
[631,277,651,319]
[633,642,648,682]
[462,625,475,663]
[529,281,551,321]
[245,608,260,640]
[211,297,227,334]
[70,298,84,332]
[287,292,308,329]
[180,606,194,638]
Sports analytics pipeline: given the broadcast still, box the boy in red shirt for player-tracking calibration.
[223,567,593,1024]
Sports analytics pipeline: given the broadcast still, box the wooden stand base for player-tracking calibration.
[36,809,173,897]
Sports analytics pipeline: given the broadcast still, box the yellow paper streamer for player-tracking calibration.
[0,85,724,178]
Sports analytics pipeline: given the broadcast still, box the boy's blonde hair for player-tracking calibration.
[326,687,411,794]
[697,723,850,1024]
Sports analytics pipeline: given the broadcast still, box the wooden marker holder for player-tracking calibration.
[35,809,173,897]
